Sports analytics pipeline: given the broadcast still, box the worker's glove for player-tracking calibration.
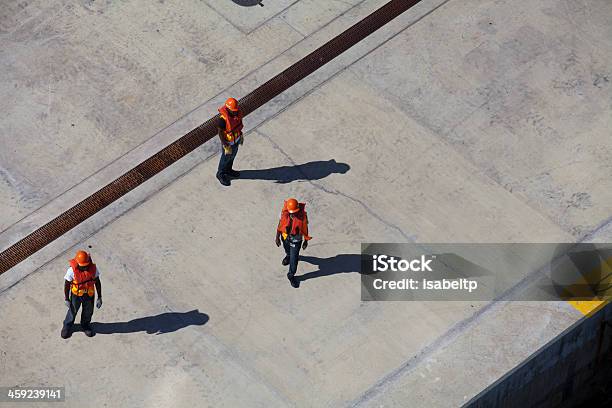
[65,299,71,308]
[223,144,232,155]
[96,297,103,309]
[275,236,281,247]
[302,240,308,250]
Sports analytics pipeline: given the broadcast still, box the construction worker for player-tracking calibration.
[61,250,102,338]
[216,97,244,186]
[275,198,312,288]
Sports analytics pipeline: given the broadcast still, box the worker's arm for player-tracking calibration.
[217,117,228,145]
[218,129,226,144]
[302,214,311,249]
[95,277,103,308]
[276,213,286,247]
[95,277,102,299]
[303,214,311,240]
[64,280,71,301]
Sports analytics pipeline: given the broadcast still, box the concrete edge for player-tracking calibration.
[463,301,612,408]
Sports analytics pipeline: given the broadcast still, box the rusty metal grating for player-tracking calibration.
[0,0,422,274]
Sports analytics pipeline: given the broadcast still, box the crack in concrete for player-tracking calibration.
[254,129,417,242]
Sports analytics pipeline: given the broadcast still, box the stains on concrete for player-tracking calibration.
[566,192,592,210]
[0,165,47,215]
[80,0,114,14]
[593,73,610,88]
[476,19,497,35]
[552,77,586,96]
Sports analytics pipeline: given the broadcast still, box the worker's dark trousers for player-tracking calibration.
[63,294,94,329]
[282,236,302,279]
[217,142,239,176]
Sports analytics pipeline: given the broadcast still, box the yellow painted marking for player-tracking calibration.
[565,255,612,316]
[567,300,607,316]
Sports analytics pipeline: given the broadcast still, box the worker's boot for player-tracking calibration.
[282,256,290,266]
[216,172,230,186]
[287,273,299,288]
[82,325,96,337]
[227,169,240,178]
[61,326,72,339]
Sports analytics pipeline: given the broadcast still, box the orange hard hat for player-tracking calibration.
[225,97,239,112]
[75,250,90,267]
[286,198,300,214]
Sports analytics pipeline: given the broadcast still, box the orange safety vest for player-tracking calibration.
[218,105,243,144]
[277,201,311,241]
[68,259,97,297]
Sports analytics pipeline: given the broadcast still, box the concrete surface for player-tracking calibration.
[1,0,611,407]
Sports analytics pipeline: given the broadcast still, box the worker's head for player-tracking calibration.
[225,97,239,116]
[286,198,300,214]
[75,250,90,270]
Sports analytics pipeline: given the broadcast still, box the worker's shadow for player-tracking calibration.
[239,159,350,184]
[231,0,264,6]
[88,310,209,335]
[297,254,361,283]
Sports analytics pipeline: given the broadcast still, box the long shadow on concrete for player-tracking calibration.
[297,254,361,282]
[89,310,209,335]
[239,159,350,183]
[231,0,264,6]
